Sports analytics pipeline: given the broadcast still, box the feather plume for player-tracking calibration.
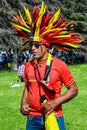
[10,1,83,52]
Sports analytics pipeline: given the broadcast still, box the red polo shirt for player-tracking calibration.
[24,56,74,117]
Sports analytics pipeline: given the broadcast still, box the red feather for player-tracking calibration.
[47,28,65,38]
[40,26,46,34]
[44,11,52,24]
[15,16,23,25]
[50,38,69,43]
[41,16,47,27]
[14,27,29,39]
[41,11,52,28]
[32,6,39,22]
[59,21,73,28]
[53,45,69,53]
[52,18,66,29]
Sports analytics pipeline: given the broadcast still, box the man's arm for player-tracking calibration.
[43,82,78,114]
[20,86,30,115]
[58,82,78,103]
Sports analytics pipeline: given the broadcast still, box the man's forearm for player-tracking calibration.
[55,82,78,106]
[20,86,30,115]
[21,87,28,105]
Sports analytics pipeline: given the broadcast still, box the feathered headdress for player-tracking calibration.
[10,1,82,52]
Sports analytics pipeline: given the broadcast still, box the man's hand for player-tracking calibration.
[42,82,78,115]
[20,102,29,115]
[42,99,57,115]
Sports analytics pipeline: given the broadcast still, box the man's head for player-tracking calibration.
[29,41,49,61]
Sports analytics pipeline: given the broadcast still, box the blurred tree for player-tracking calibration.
[0,0,87,69]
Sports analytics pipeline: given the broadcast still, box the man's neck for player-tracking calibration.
[37,52,48,62]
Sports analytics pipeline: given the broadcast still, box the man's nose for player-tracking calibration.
[32,45,36,49]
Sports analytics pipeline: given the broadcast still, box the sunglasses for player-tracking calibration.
[30,43,42,49]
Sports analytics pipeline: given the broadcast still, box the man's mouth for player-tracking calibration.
[32,51,37,56]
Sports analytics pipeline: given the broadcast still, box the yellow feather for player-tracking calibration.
[63,42,79,48]
[40,28,62,37]
[13,16,17,21]
[11,22,31,33]
[21,42,29,50]
[39,1,46,15]
[54,35,71,38]
[24,6,32,24]
[48,9,60,25]
[41,9,60,31]
[59,31,68,35]
[34,27,39,38]
[34,16,42,38]
[44,24,53,31]
[36,15,42,28]
[19,11,29,28]
[34,2,46,38]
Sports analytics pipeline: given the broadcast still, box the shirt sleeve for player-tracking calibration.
[59,62,75,87]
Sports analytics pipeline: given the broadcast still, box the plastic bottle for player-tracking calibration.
[10,82,13,88]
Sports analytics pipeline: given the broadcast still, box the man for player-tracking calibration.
[11,1,82,130]
[20,41,79,130]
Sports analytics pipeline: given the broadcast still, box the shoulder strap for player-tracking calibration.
[34,53,56,94]
[40,53,56,94]
[43,53,53,81]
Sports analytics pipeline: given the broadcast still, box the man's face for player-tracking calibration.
[30,42,48,60]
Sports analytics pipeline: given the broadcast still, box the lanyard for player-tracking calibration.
[34,53,56,94]
[34,53,52,80]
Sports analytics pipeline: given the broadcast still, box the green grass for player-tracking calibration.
[0,70,26,130]
[63,63,87,130]
[0,64,87,130]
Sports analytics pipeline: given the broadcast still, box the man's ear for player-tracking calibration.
[46,46,50,51]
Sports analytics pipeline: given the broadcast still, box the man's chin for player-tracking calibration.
[33,55,40,59]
